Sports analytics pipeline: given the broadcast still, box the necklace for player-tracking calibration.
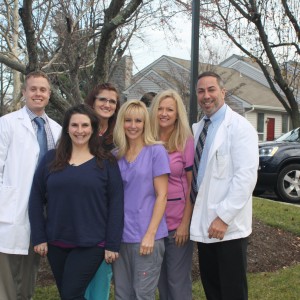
[69,152,94,166]
[99,127,107,136]
[125,145,144,163]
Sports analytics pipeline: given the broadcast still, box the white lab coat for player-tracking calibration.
[190,106,259,243]
[0,106,61,254]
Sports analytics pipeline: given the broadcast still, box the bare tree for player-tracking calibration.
[0,0,23,110]
[0,0,151,120]
[176,0,300,128]
[0,58,13,116]
[0,0,189,120]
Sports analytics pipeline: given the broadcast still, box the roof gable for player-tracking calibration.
[124,69,178,100]
[220,55,300,103]
[125,55,288,109]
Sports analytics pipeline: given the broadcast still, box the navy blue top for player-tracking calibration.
[29,150,124,252]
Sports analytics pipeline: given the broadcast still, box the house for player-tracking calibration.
[220,54,296,141]
[123,55,292,141]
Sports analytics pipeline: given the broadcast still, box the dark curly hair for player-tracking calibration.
[50,104,114,172]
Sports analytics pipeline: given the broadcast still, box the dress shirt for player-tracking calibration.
[196,104,227,189]
[25,106,55,150]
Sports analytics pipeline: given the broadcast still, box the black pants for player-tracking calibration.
[197,237,248,300]
[47,244,104,300]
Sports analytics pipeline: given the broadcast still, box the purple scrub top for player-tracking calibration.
[117,144,170,243]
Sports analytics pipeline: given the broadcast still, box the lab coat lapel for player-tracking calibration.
[18,107,36,137]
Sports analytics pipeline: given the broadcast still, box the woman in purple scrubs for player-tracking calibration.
[112,100,170,300]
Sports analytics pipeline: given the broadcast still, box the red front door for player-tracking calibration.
[266,118,275,141]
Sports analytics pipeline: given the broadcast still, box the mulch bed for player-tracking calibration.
[37,218,300,287]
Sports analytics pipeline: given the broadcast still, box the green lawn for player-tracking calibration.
[33,197,300,299]
[253,197,300,236]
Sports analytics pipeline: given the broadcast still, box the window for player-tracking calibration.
[282,114,288,133]
[257,113,264,141]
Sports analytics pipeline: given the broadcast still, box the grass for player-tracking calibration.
[33,197,300,300]
[248,264,300,300]
[253,197,300,236]
[33,286,59,300]
[34,266,300,300]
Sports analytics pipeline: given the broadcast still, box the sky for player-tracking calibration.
[127,16,193,74]
[126,15,238,75]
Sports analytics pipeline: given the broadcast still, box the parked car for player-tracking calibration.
[254,127,300,203]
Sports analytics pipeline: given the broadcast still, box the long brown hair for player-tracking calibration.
[85,83,120,146]
[50,104,114,172]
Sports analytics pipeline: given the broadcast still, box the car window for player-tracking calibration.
[276,128,300,142]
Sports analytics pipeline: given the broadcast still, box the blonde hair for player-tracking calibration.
[150,89,192,152]
[22,71,51,91]
[113,100,160,159]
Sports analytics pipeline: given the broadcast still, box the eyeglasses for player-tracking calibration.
[95,96,117,106]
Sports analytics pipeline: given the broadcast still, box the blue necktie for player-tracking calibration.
[190,119,211,203]
[34,117,48,163]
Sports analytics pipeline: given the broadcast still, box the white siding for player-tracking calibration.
[221,60,269,88]
[125,57,190,101]
[245,111,257,130]
[133,57,189,83]
[125,72,175,100]
[245,111,285,141]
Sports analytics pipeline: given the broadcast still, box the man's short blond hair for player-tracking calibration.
[22,71,51,90]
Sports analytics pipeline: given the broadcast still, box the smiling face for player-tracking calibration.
[124,110,145,142]
[93,89,118,121]
[196,76,225,117]
[68,113,93,147]
[22,76,51,116]
[157,97,177,130]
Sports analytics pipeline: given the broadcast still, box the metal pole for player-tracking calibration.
[189,0,200,126]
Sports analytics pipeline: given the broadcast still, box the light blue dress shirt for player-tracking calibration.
[196,104,227,189]
[25,106,55,150]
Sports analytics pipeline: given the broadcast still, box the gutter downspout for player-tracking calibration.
[245,106,255,115]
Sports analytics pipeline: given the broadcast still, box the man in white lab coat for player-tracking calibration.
[190,71,259,300]
[0,71,61,299]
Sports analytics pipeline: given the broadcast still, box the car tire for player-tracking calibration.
[253,190,265,197]
[276,164,300,203]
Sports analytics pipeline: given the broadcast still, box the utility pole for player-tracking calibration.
[189,0,200,126]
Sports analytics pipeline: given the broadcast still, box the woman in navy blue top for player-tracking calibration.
[29,104,124,300]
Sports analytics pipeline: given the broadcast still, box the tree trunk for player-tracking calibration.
[20,0,39,72]
[290,103,300,128]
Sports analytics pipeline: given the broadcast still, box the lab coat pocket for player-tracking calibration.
[0,186,17,224]
[214,153,229,179]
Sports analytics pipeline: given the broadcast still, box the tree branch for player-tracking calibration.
[19,0,39,72]
[270,42,300,54]
[281,0,300,43]
[0,53,26,73]
[92,0,143,86]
